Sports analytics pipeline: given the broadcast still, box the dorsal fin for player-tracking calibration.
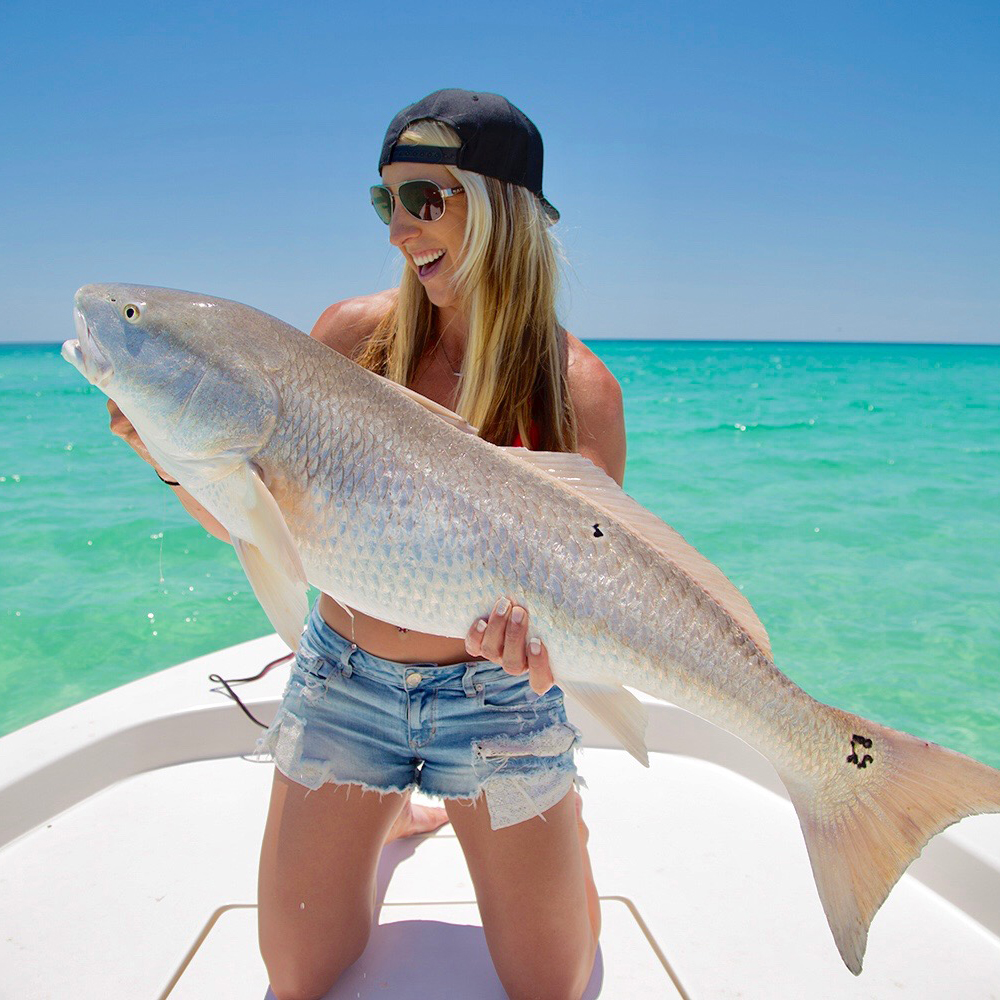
[502,448,773,661]
[374,373,479,435]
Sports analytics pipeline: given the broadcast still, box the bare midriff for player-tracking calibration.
[317,592,476,665]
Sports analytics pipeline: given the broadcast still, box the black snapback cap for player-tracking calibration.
[379,88,559,223]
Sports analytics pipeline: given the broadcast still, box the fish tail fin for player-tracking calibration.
[777,708,1000,975]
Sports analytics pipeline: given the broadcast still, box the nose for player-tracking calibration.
[388,201,421,248]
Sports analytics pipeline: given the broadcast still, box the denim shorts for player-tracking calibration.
[252,603,580,830]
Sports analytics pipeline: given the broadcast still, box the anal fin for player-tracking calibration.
[559,680,649,767]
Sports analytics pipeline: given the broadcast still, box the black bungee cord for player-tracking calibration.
[208,651,294,729]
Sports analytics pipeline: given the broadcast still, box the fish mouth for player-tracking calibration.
[62,308,114,388]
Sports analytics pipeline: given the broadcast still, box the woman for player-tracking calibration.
[110,89,626,1000]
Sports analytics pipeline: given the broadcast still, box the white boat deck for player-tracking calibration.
[2,634,999,999]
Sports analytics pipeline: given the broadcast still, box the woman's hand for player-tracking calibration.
[107,399,160,472]
[465,597,554,694]
[107,399,233,543]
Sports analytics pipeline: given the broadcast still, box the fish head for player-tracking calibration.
[65,283,282,485]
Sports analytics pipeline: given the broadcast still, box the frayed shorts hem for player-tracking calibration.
[254,722,581,831]
[249,604,581,830]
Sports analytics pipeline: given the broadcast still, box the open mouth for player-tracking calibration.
[412,249,446,280]
[62,308,113,388]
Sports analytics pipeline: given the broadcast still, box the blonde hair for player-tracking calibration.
[356,119,577,452]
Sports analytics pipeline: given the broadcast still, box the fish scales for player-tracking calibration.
[256,330,805,756]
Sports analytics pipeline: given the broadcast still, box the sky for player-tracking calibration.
[0,1,997,344]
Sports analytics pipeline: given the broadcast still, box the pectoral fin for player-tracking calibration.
[232,536,308,651]
[239,465,307,587]
[559,680,649,766]
[231,464,309,651]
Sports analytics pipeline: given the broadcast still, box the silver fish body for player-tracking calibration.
[65,283,1000,975]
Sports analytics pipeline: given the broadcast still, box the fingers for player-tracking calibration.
[500,602,529,676]
[463,596,553,695]
[466,596,515,666]
[465,615,488,659]
[526,635,554,695]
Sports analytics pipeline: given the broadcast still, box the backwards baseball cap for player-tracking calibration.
[379,88,559,223]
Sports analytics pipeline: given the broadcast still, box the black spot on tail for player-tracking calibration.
[847,733,875,769]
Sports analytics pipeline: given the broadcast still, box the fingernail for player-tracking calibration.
[529,637,541,656]
[476,619,488,633]
[511,607,524,625]
[495,597,510,616]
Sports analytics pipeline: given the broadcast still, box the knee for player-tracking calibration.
[264,930,369,1000]
[503,942,597,1000]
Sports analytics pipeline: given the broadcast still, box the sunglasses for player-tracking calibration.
[370,179,465,225]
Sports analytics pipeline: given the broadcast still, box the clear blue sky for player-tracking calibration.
[1,1,997,343]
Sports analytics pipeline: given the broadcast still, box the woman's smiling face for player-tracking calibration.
[381,161,468,312]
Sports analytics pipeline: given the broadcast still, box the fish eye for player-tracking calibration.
[123,304,141,323]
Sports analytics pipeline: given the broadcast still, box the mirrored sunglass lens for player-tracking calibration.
[370,186,393,224]
[400,181,445,221]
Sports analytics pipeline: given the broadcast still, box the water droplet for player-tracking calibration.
[147,612,155,620]
[86,540,93,546]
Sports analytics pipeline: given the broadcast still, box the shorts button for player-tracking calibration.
[406,672,421,688]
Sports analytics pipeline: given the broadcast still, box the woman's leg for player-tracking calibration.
[446,787,600,1000]
[257,768,406,1000]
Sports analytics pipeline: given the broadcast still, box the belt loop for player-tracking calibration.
[462,663,480,698]
[338,641,356,678]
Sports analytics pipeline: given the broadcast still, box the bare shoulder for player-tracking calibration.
[310,289,397,358]
[565,332,626,485]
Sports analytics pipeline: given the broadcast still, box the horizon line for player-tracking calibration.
[3,337,999,349]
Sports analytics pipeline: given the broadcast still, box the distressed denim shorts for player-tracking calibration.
[252,603,580,830]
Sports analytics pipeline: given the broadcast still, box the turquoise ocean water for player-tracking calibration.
[1,341,997,767]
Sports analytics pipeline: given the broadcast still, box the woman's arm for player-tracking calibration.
[564,335,627,486]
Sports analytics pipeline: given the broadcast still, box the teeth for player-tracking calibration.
[412,249,445,267]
